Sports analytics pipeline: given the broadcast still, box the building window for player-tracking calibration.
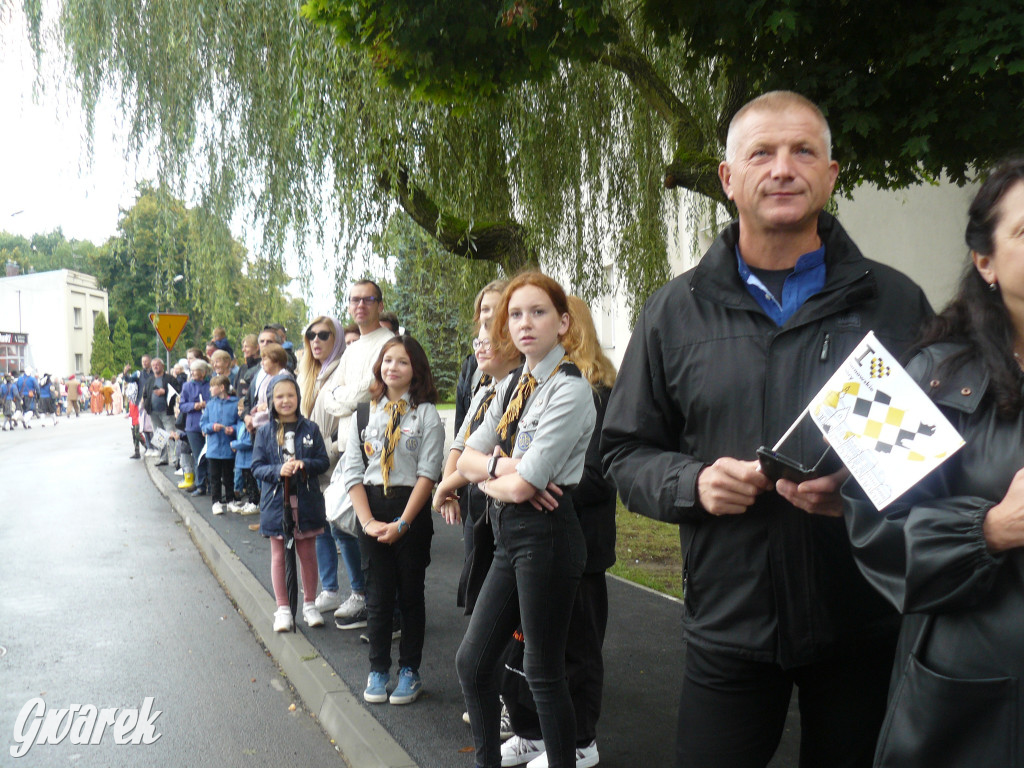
[74,307,83,328]
[92,310,99,323]
[75,354,83,373]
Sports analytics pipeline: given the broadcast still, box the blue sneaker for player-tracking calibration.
[363,671,389,704]
[389,667,422,705]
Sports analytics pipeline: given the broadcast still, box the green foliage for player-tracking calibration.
[111,314,134,371]
[37,0,681,322]
[383,215,499,400]
[97,185,309,361]
[0,229,101,275]
[89,311,115,378]
[643,0,1024,191]
[300,0,617,102]
[26,0,1024,335]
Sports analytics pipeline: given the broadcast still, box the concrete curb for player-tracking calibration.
[145,458,417,768]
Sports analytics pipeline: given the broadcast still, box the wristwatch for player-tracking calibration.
[487,454,500,479]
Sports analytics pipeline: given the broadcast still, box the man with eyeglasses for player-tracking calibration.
[315,279,395,629]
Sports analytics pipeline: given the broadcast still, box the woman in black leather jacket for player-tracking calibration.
[843,158,1024,768]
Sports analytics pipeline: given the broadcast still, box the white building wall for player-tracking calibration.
[0,269,108,376]
[596,181,976,369]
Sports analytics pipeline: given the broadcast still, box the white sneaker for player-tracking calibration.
[501,736,544,767]
[226,500,244,513]
[525,741,599,768]
[334,591,366,619]
[273,607,293,633]
[211,502,225,515]
[240,502,259,515]
[174,467,185,476]
[314,590,342,613]
[302,602,324,627]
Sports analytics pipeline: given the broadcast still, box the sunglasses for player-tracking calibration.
[348,295,380,306]
[305,330,332,342]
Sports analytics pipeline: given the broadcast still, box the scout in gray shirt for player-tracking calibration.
[455,272,596,768]
[341,336,444,707]
[433,321,522,614]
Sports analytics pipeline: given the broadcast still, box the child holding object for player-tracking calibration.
[251,375,330,632]
[342,335,445,705]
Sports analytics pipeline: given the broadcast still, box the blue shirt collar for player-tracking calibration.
[735,245,826,326]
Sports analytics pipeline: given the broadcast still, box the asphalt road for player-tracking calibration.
[0,413,343,766]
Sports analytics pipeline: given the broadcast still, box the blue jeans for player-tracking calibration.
[316,525,365,595]
[456,498,586,768]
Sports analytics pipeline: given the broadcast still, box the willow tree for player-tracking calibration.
[25,0,709,314]
[22,0,1023,317]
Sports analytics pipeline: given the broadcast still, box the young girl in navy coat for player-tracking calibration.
[251,374,330,632]
[343,335,445,706]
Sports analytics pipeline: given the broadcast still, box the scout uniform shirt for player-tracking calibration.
[452,371,515,453]
[341,393,446,492]
[465,343,595,491]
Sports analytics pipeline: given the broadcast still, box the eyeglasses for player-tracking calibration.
[305,330,332,342]
[472,339,492,351]
[348,295,380,306]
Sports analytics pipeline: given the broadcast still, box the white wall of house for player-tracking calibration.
[0,269,109,376]
[596,181,977,369]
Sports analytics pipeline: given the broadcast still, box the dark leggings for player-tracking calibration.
[456,498,586,768]
[360,486,433,674]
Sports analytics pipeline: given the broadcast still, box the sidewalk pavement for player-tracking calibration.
[145,457,800,768]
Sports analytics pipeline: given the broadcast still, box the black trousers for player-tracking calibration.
[502,571,608,746]
[207,457,235,504]
[359,485,433,674]
[676,639,896,768]
[456,498,586,768]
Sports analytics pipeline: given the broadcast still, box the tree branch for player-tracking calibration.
[378,168,535,274]
[600,24,728,204]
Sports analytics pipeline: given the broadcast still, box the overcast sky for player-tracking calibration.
[0,9,343,314]
[1,14,155,245]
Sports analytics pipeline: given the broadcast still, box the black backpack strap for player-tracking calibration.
[357,401,371,470]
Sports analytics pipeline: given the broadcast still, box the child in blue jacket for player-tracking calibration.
[251,374,330,632]
[228,404,258,514]
[200,374,239,516]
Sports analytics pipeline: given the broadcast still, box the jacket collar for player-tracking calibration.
[690,212,878,322]
[919,342,990,414]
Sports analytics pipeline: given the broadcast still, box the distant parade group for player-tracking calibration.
[0,370,110,429]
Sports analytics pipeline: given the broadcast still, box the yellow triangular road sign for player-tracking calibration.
[149,312,189,351]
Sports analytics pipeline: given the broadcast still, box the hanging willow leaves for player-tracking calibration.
[21,0,1022,323]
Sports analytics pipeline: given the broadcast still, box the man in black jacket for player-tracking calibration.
[602,91,933,768]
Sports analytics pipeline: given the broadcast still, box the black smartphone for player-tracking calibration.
[756,445,838,483]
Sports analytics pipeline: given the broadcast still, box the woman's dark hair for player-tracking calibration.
[370,335,438,406]
[914,158,1024,419]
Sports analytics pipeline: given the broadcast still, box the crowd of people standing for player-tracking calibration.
[41,88,1023,768]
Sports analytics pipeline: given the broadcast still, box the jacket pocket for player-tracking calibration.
[876,652,1017,768]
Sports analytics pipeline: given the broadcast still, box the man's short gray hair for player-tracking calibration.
[724,91,832,163]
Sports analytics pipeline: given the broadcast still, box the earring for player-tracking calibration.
[989,281,999,292]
